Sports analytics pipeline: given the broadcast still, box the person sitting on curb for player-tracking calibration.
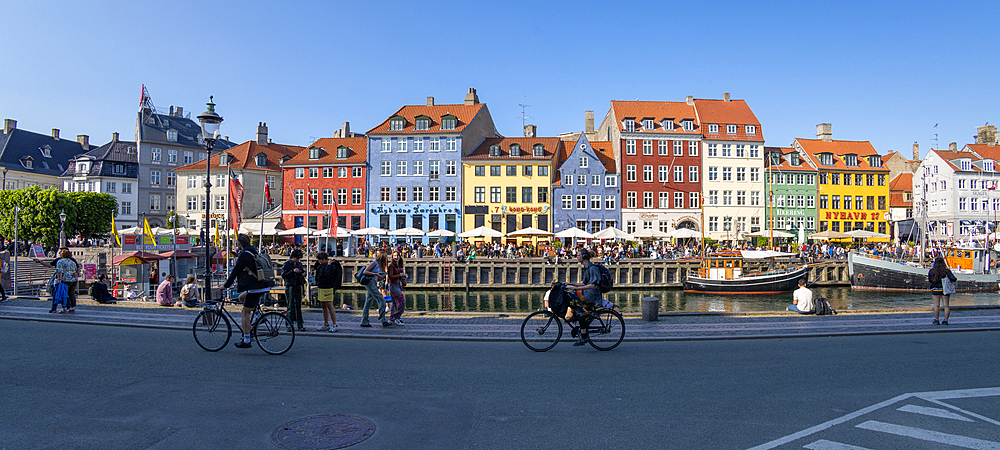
[156,275,175,306]
[786,278,814,314]
[92,274,117,304]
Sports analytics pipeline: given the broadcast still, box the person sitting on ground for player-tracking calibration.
[179,275,201,307]
[156,275,176,306]
[787,278,814,314]
[92,274,117,304]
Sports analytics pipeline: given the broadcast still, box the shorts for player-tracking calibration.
[930,288,944,296]
[242,292,263,309]
[318,288,334,302]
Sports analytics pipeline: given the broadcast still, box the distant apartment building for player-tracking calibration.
[551,134,619,234]
[0,119,90,190]
[281,130,368,234]
[61,133,140,228]
[763,147,818,238]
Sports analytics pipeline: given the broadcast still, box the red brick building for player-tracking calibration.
[281,136,368,233]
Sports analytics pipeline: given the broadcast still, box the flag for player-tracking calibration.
[990,182,997,191]
[111,215,121,246]
[214,220,220,247]
[263,179,273,208]
[228,169,244,231]
[143,217,156,245]
[330,198,339,238]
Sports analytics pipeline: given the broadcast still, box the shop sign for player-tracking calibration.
[824,211,880,221]
[371,203,460,215]
[498,205,549,214]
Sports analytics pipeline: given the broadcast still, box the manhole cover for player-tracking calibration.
[271,414,375,449]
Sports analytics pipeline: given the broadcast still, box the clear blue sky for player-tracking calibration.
[1,1,996,158]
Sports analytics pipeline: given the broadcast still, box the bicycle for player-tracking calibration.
[192,291,295,355]
[520,301,625,352]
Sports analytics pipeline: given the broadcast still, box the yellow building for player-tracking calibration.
[462,136,561,243]
[795,129,890,241]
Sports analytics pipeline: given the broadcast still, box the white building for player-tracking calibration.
[915,146,1000,242]
[61,133,140,228]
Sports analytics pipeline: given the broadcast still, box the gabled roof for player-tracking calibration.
[608,101,700,135]
[693,98,763,141]
[968,144,1000,161]
[465,137,561,161]
[929,149,983,173]
[137,110,237,150]
[889,172,913,192]
[60,138,140,178]
[764,146,816,172]
[590,140,616,173]
[796,138,887,172]
[172,140,303,172]
[283,137,368,165]
[0,128,89,177]
[367,103,485,135]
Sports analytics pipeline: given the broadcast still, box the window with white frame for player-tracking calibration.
[746,125,756,135]
[626,165,636,182]
[396,187,407,202]
[674,166,683,183]
[625,140,635,155]
[151,148,161,163]
[322,189,333,205]
[722,167,732,181]
[428,187,439,202]
[709,124,719,134]
[708,190,718,205]
[309,167,318,178]
[430,138,440,152]
[184,151,193,164]
[414,138,424,152]
[168,149,177,164]
[605,195,616,210]
[690,192,699,208]
[659,140,668,156]
[380,161,390,176]
[682,120,693,131]
[380,187,390,202]
[708,167,718,181]
[727,124,737,134]
[591,195,601,209]
[577,174,586,185]
[389,119,404,131]
[643,140,652,155]
[446,160,456,175]
[413,187,423,202]
[736,144,745,157]
[689,141,698,156]
[327,167,337,178]
[659,192,669,208]
[606,175,617,187]
[643,165,653,182]
[708,216,718,231]
[643,192,653,208]
[736,167,746,182]
[397,160,407,175]
[708,144,717,156]
[751,191,760,206]
[413,160,424,175]
[663,120,675,131]
[352,188,362,204]
[722,144,732,157]
[577,195,587,209]
[381,140,391,152]
[562,195,572,209]
[722,190,732,205]
[187,176,197,188]
[150,170,160,186]
[442,118,456,130]
[623,119,635,132]
[446,137,457,151]
[750,168,760,182]
[674,192,683,208]
[627,192,636,208]
[659,165,668,183]
[580,156,588,168]
[689,166,699,182]
[592,174,600,185]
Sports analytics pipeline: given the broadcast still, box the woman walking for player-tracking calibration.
[359,250,389,328]
[387,250,407,326]
[928,256,958,325]
[53,249,79,312]
[314,252,338,332]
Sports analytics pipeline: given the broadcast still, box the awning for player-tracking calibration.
[111,251,166,266]
[160,250,199,258]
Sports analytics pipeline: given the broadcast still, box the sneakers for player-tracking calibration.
[573,335,591,347]
[942,320,949,325]
[382,321,391,327]
[329,325,338,333]
[234,340,252,349]
[932,319,940,325]
[394,319,405,326]
[359,323,372,328]
[319,325,330,332]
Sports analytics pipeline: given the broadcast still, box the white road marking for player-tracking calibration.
[918,387,1000,401]
[855,420,1000,449]
[924,397,1000,427]
[898,404,975,422]
[803,439,873,450]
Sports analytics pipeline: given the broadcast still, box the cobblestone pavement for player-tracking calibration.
[2,297,999,341]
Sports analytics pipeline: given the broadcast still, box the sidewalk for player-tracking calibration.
[2,297,999,341]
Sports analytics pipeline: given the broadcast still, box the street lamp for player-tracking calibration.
[59,210,67,247]
[197,96,223,299]
[12,205,19,297]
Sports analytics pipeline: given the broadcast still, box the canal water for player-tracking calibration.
[331,287,1000,314]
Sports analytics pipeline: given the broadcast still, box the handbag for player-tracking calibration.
[942,277,957,295]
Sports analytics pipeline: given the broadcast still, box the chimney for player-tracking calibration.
[169,105,174,115]
[949,142,958,152]
[913,142,919,161]
[426,97,435,106]
[112,132,119,142]
[723,92,731,102]
[817,123,832,142]
[51,129,60,140]
[341,122,351,137]
[977,124,997,146]
[77,134,90,151]
[585,111,595,134]
[685,96,694,106]
[524,124,537,138]
[3,119,15,134]
[464,88,479,105]
[256,122,268,146]
[175,106,183,117]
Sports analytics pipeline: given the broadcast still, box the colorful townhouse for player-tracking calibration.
[462,131,560,240]
[887,172,914,240]
[763,146,818,240]
[551,134,619,234]
[795,124,889,239]
[281,131,368,233]
[696,95,766,241]
[366,89,499,242]
[596,100,702,235]
[61,133,140,228]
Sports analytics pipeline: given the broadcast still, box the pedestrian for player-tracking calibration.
[359,250,389,328]
[313,252,339,332]
[39,248,80,312]
[928,256,958,325]
[179,275,201,307]
[387,249,407,326]
[282,249,307,332]
[156,275,175,306]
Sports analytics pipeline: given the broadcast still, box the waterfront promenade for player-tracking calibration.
[3,297,999,341]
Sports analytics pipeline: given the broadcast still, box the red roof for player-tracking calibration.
[797,138,887,172]
[367,103,485,134]
[609,100,700,135]
[969,144,1000,160]
[931,149,982,172]
[590,140,616,173]
[283,137,367,165]
[764,147,816,172]
[465,137,561,161]
[173,140,303,172]
[889,172,913,192]
[889,192,911,208]
[693,99,763,141]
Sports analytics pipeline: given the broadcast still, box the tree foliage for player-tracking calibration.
[0,186,118,245]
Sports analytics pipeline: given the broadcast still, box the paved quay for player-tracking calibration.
[3,296,999,341]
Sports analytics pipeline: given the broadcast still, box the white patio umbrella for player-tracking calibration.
[391,227,426,236]
[353,227,390,236]
[555,228,595,239]
[592,227,631,240]
[845,229,890,239]
[314,227,353,238]
[277,226,322,236]
[630,228,671,239]
[507,227,554,237]
[457,226,505,238]
[809,230,852,240]
[427,229,457,237]
[238,223,283,235]
[668,228,702,239]
[746,229,795,238]
[119,226,142,234]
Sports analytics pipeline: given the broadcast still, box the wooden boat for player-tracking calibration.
[683,251,809,294]
[848,247,1000,292]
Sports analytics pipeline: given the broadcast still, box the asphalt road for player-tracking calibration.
[1,320,997,449]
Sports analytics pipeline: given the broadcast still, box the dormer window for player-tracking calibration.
[961,159,972,171]
[533,144,544,157]
[986,160,995,172]
[415,116,430,131]
[820,153,834,166]
[726,124,737,135]
[789,153,800,166]
[769,152,781,166]
[337,146,348,159]
[642,118,655,130]
[219,153,228,165]
[39,145,52,158]
[662,119,675,131]
[389,117,405,131]
[20,156,32,169]
[255,153,266,167]
[308,147,321,159]
[166,129,178,142]
[746,125,756,135]
[77,162,90,173]
[868,156,882,168]
[510,144,521,157]
[489,145,501,157]
[622,119,635,132]
[844,155,858,167]
[709,124,719,134]
[114,164,124,174]
[441,115,457,130]
[682,120,694,131]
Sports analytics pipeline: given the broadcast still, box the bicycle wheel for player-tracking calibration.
[253,312,295,355]
[520,310,562,352]
[193,310,231,352]
[588,309,625,351]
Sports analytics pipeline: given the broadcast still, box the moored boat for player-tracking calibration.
[683,251,809,294]
[848,249,1000,292]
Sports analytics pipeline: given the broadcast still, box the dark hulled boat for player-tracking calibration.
[683,251,809,294]
[848,250,1000,292]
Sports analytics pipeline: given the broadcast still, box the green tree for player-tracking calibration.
[0,187,118,245]
[67,191,118,239]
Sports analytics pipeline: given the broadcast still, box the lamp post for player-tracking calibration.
[197,96,223,300]
[59,210,67,248]
[12,205,18,297]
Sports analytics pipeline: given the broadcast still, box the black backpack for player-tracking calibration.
[329,259,343,289]
[594,263,613,293]
[88,282,98,299]
[547,283,570,316]
[814,296,837,316]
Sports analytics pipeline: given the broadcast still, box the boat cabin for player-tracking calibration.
[698,254,743,280]
[943,246,989,273]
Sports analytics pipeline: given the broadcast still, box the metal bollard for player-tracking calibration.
[641,297,660,321]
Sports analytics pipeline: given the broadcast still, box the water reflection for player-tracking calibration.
[330,288,1000,314]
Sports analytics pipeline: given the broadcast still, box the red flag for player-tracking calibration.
[989,181,997,191]
[263,179,273,207]
[330,198,339,238]
[228,169,244,230]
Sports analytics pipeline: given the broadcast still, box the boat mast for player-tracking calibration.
[768,151,774,250]
[919,168,927,266]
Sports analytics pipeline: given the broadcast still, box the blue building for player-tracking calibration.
[552,134,620,234]
[365,89,498,242]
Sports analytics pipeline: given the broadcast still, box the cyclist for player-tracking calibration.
[564,248,604,346]
[222,234,272,349]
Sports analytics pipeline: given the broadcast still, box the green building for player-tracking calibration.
[764,147,818,242]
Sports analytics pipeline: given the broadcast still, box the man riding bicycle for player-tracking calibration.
[564,249,606,346]
[222,234,272,349]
